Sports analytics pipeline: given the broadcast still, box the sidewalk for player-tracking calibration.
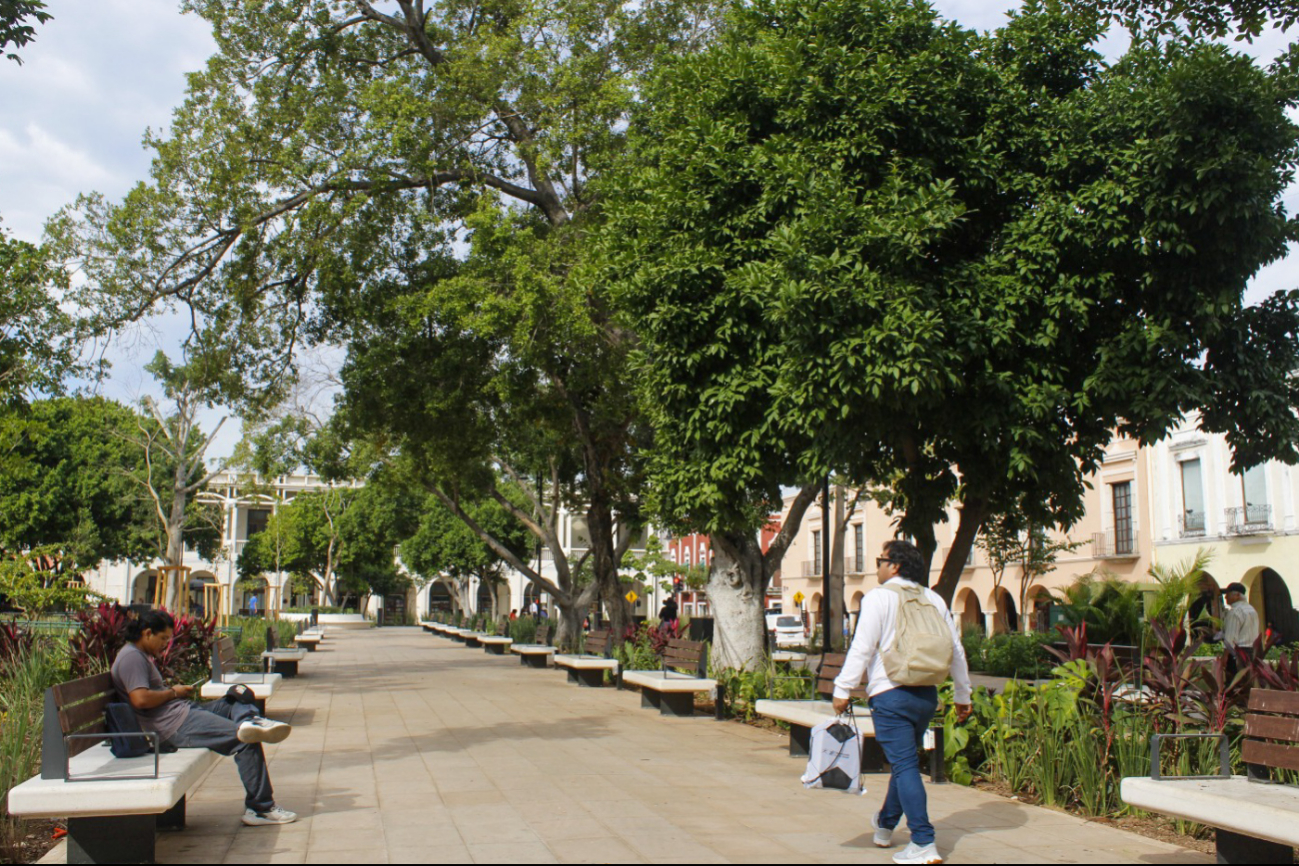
[144,628,1209,864]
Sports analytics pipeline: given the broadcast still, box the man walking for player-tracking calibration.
[832,540,972,866]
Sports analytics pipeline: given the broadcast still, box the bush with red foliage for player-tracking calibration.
[69,604,216,682]
[0,620,34,670]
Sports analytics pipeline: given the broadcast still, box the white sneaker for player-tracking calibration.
[237,718,292,745]
[892,842,942,865]
[242,806,298,826]
[871,811,894,848]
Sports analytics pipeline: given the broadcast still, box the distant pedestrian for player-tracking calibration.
[832,540,971,866]
[658,597,679,626]
[1222,582,1260,676]
[509,609,518,621]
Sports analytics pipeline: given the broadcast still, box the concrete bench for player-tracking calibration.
[199,636,281,714]
[261,625,308,677]
[554,628,619,687]
[754,652,943,779]
[511,624,557,669]
[621,638,721,718]
[479,620,514,655]
[1121,689,1299,864]
[6,672,222,864]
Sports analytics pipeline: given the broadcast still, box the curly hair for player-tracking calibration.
[884,539,928,586]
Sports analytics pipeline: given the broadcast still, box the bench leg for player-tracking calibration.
[926,727,945,784]
[860,737,888,773]
[254,698,267,716]
[484,643,505,655]
[714,684,726,721]
[659,691,695,717]
[522,654,548,669]
[1216,830,1293,864]
[789,724,812,758]
[272,659,298,678]
[157,796,186,831]
[301,642,316,652]
[67,814,155,864]
[642,689,662,711]
[576,668,604,688]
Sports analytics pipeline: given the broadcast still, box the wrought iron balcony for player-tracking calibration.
[801,560,820,577]
[1225,505,1272,536]
[1092,529,1138,559]
[1178,511,1207,539]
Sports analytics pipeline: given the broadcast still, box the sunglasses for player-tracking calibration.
[876,557,897,568]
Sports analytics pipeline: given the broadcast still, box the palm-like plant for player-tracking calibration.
[1146,549,1215,634]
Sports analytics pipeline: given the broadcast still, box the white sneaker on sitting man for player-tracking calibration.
[236,717,292,745]
[242,806,298,826]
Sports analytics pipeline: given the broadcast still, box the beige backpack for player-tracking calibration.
[881,584,954,686]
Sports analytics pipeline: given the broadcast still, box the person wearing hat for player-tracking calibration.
[1222,582,1260,674]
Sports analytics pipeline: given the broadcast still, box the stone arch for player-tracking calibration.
[428,581,453,615]
[1025,585,1052,633]
[956,588,984,634]
[131,570,158,605]
[1244,567,1299,646]
[990,586,1019,634]
[235,575,271,615]
[1189,571,1223,637]
[849,590,866,635]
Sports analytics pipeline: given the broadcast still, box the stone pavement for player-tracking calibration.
[152,628,1209,864]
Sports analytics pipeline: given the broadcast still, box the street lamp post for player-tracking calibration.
[822,477,832,649]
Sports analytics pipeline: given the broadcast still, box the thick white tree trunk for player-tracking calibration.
[707,536,767,671]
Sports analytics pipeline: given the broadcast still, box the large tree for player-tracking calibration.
[611,0,1299,617]
[49,0,715,641]
[0,230,87,401]
[0,0,51,65]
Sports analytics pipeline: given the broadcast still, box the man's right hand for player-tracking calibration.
[954,703,972,723]
[172,684,194,700]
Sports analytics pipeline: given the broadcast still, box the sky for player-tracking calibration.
[1,0,1296,461]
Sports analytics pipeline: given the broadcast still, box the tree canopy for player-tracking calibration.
[0,0,51,64]
[610,0,1299,603]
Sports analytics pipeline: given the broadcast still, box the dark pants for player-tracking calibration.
[165,700,274,813]
[869,685,940,846]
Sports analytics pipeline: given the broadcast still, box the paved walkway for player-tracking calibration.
[153,628,1209,864]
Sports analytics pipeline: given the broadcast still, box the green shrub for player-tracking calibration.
[971,632,1054,679]
[509,616,539,644]
[712,661,816,721]
[1,638,72,860]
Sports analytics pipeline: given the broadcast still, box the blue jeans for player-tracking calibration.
[869,686,939,845]
[165,700,275,813]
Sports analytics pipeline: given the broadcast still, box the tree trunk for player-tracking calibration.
[932,497,989,605]
[552,599,582,652]
[586,501,631,638]
[162,485,187,609]
[829,486,847,651]
[707,533,768,671]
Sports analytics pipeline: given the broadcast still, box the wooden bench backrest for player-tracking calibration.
[535,624,550,646]
[585,628,613,656]
[266,625,279,651]
[497,620,509,637]
[1244,689,1299,779]
[212,635,238,677]
[49,673,115,760]
[816,653,866,701]
[663,638,707,677]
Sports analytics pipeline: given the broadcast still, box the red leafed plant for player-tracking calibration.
[0,620,34,670]
[69,603,129,676]
[156,615,216,682]
[69,604,217,681]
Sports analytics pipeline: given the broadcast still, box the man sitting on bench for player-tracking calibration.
[111,610,298,827]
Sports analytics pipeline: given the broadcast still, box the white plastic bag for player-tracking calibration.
[800,715,864,795]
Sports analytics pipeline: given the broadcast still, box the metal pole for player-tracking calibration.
[822,477,832,648]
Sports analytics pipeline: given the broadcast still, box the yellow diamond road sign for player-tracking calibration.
[625,590,639,604]
[793,591,805,605]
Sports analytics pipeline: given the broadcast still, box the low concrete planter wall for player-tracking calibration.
[280,613,373,629]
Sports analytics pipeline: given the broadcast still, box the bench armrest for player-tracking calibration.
[1149,733,1231,781]
[220,664,268,683]
[64,732,160,782]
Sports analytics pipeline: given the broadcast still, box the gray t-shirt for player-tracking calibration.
[110,643,191,741]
